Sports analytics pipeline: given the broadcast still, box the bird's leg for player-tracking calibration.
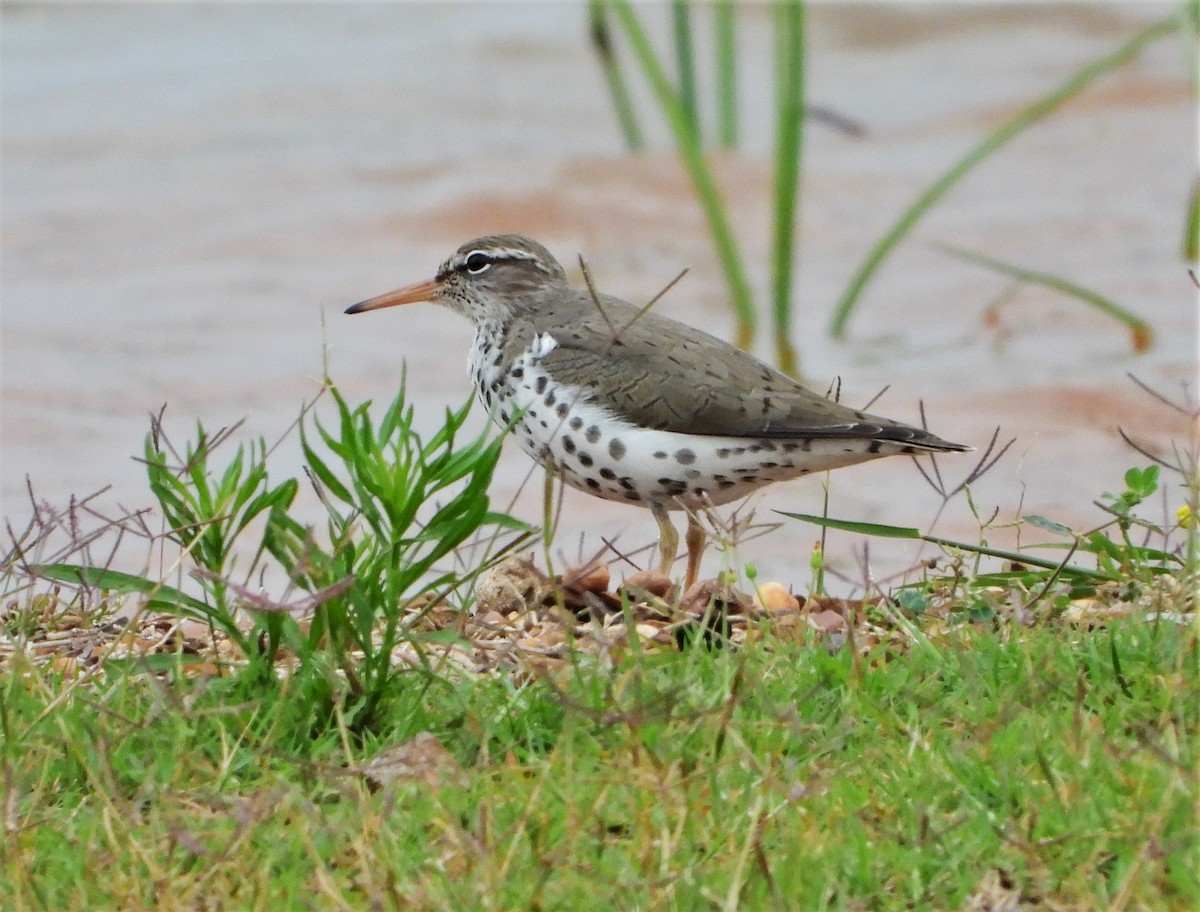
[650,502,679,577]
[541,464,558,577]
[684,510,706,590]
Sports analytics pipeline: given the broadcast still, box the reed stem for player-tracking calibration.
[770,1,805,377]
[611,0,757,347]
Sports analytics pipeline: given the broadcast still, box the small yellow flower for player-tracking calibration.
[1178,504,1195,529]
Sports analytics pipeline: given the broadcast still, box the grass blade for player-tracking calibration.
[33,564,215,618]
[713,0,737,149]
[770,0,805,377]
[1186,175,1199,261]
[778,511,922,539]
[671,0,700,142]
[779,510,1109,578]
[829,16,1178,339]
[940,243,1154,352]
[588,0,644,151]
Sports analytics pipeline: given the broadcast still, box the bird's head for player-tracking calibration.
[346,234,569,324]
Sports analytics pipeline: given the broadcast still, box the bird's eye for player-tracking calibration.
[465,251,491,274]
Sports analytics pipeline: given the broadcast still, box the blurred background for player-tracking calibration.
[1,2,1194,588]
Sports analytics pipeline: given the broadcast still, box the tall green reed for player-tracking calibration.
[592,5,1184,362]
[593,0,806,372]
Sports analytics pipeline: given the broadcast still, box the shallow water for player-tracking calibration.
[2,3,1195,591]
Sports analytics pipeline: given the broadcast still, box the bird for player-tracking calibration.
[346,234,971,589]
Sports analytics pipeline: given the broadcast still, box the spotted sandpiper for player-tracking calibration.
[347,234,971,587]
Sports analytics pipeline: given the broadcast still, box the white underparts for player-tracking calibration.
[469,334,909,510]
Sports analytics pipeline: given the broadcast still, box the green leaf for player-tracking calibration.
[32,564,213,618]
[894,588,928,614]
[233,478,299,539]
[779,511,1109,579]
[778,512,922,539]
[1023,515,1074,537]
[938,245,1153,353]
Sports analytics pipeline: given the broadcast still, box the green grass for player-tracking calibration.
[2,615,1193,910]
[2,374,1196,909]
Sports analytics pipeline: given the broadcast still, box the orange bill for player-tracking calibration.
[345,278,440,314]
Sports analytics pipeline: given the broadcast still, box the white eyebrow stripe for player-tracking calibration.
[438,247,548,278]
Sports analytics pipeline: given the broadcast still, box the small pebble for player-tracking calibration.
[620,570,674,600]
[570,563,610,595]
[755,581,801,614]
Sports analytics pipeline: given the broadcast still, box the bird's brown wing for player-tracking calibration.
[537,294,965,449]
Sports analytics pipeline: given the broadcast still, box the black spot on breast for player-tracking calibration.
[624,492,642,501]
[718,479,736,489]
[618,476,635,490]
[579,453,594,468]
[868,440,882,454]
[556,402,569,418]
[544,390,556,407]
[492,352,503,367]
[585,478,601,490]
[901,446,915,454]
[749,444,762,453]
[562,435,576,454]
[609,439,626,460]
[716,448,730,459]
[509,366,524,379]
[675,448,695,465]
[570,417,583,430]
[800,440,812,452]
[654,451,667,459]
[535,376,548,394]
[782,443,799,453]
[762,462,778,469]
[586,425,601,444]
[599,467,616,480]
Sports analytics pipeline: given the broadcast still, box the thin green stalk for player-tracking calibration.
[1185,175,1199,262]
[939,244,1154,352]
[589,0,645,151]
[1184,1,1199,258]
[611,0,757,347]
[829,16,1179,339]
[770,0,805,377]
[714,0,738,148]
[672,0,700,142]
